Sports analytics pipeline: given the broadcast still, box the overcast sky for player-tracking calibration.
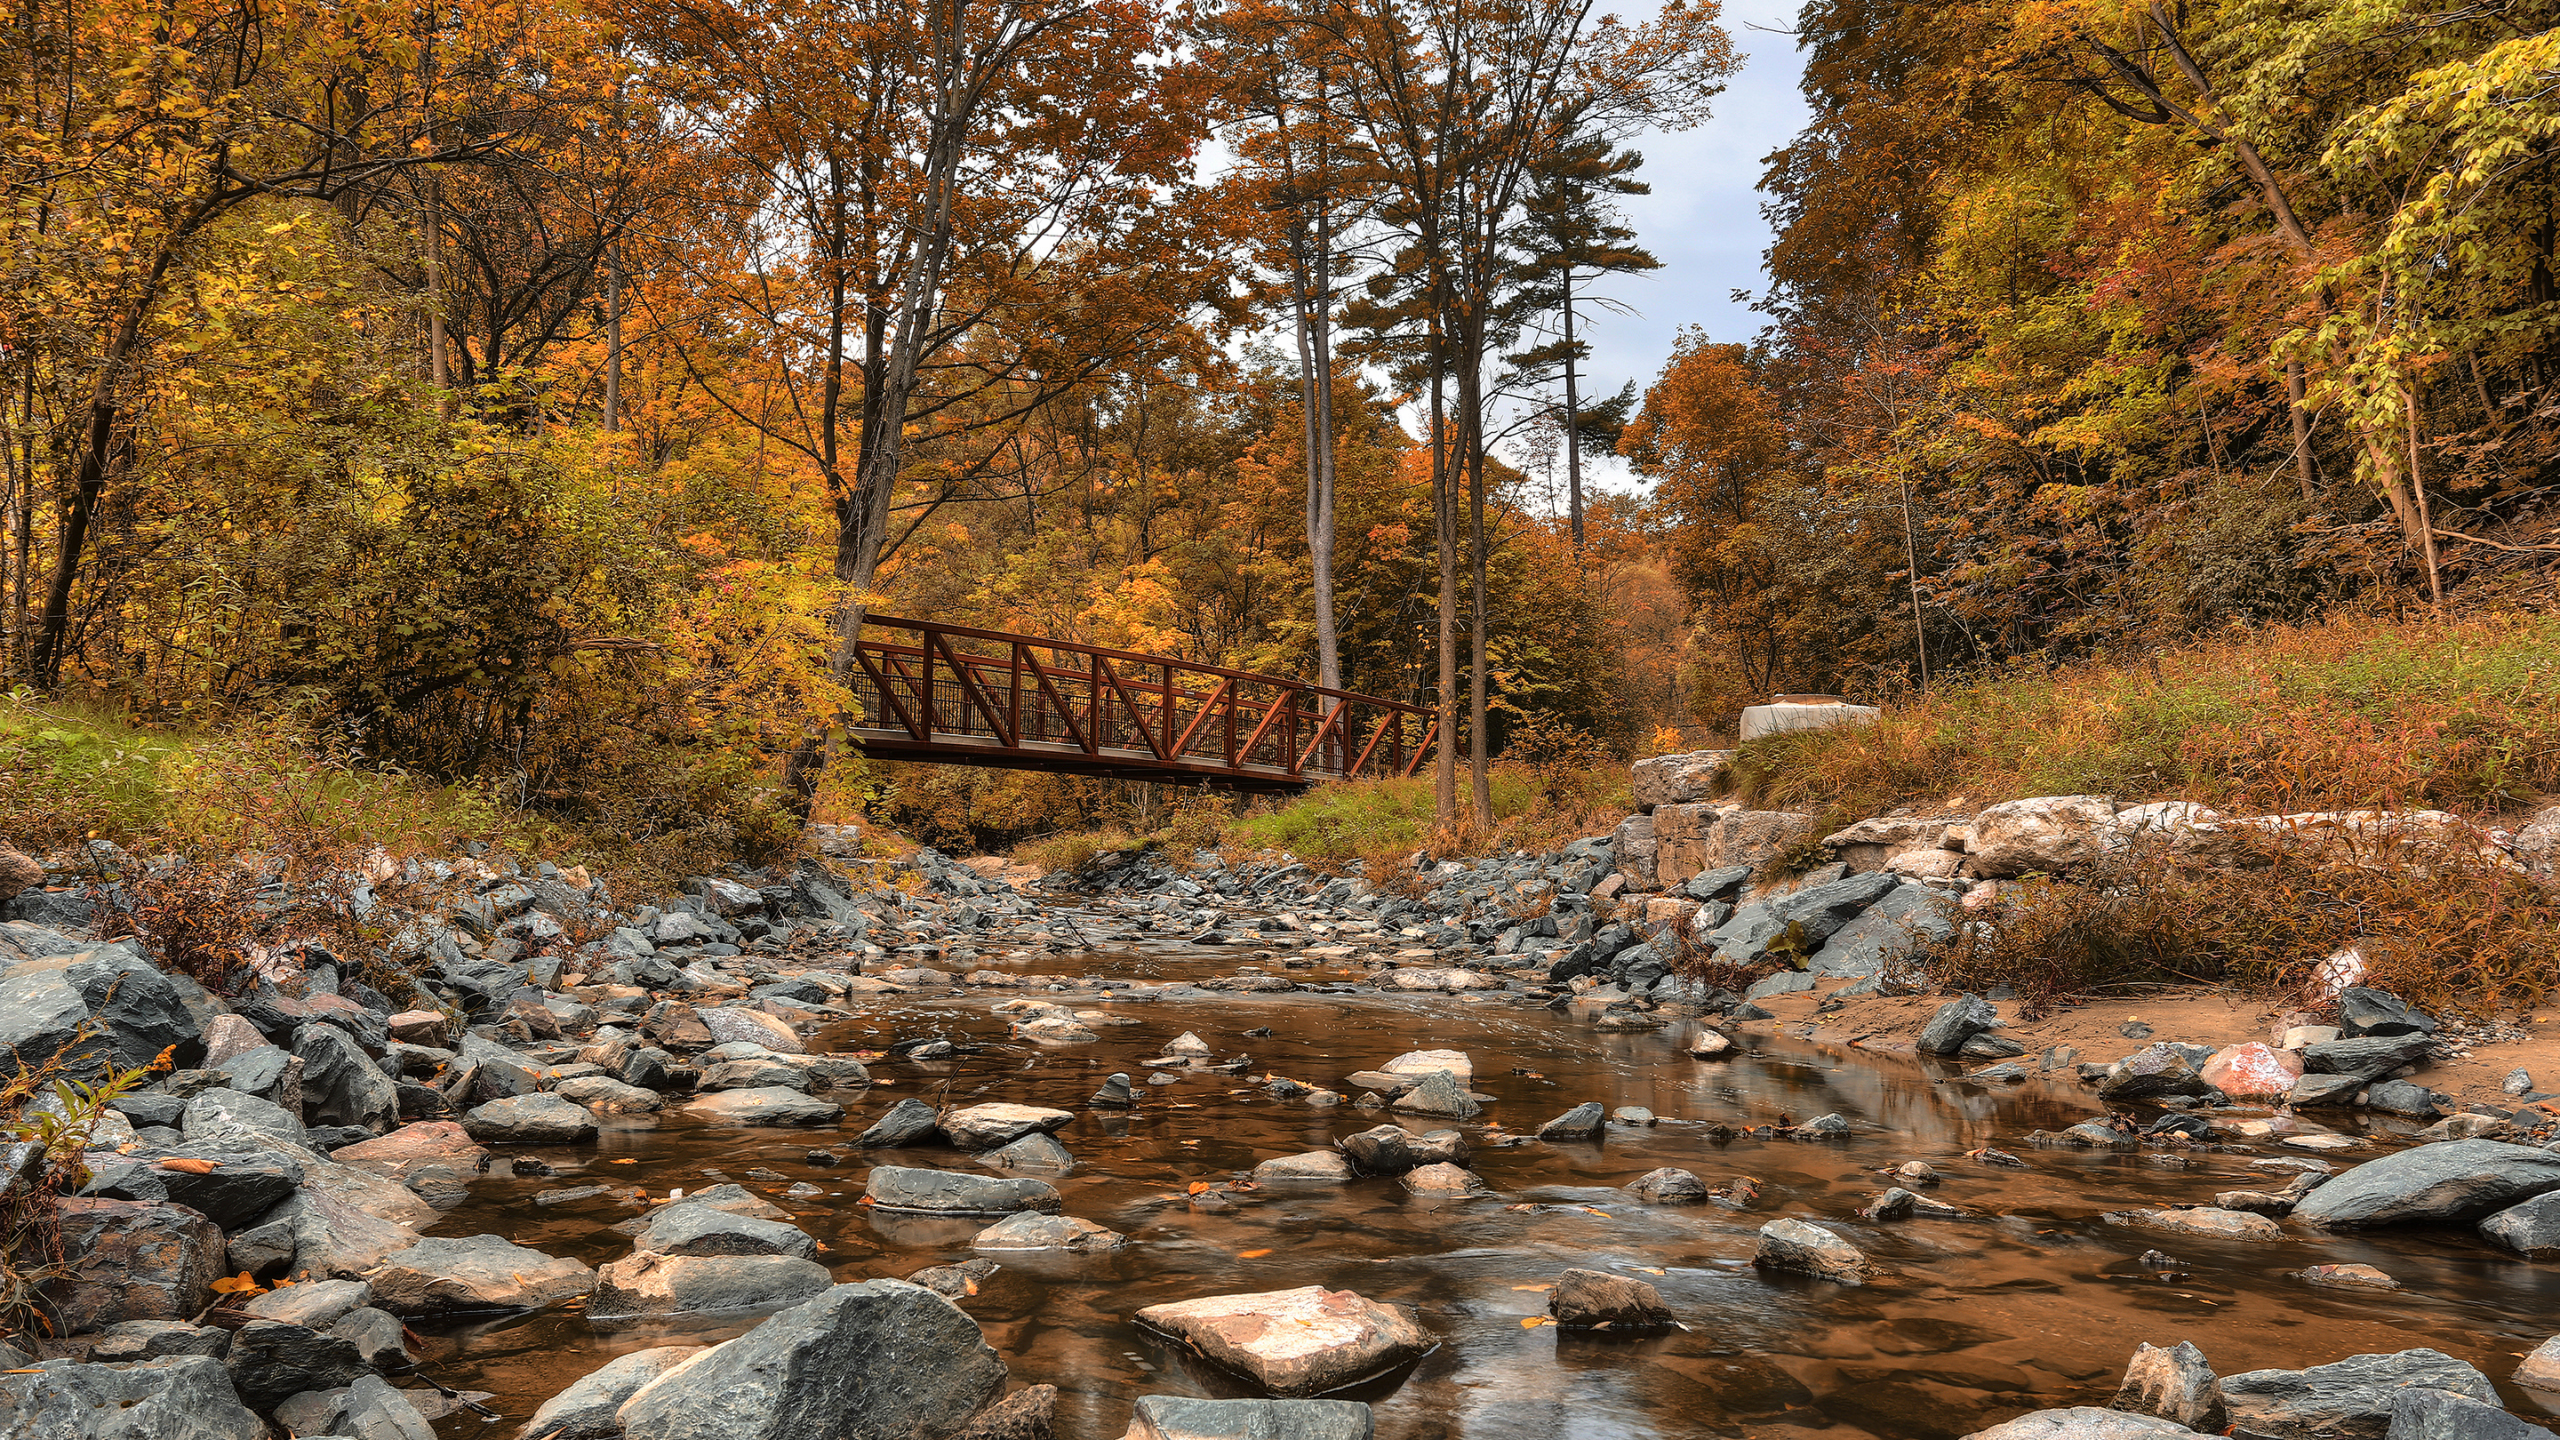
[1526,0,1811,493]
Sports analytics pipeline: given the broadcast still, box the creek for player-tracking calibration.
[414,931,2560,1440]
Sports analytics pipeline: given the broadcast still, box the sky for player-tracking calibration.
[1532,0,1812,494]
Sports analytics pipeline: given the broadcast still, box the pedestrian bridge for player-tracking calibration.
[846,616,1439,792]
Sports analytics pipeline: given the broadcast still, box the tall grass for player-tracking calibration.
[1221,760,1632,867]
[1732,613,2560,819]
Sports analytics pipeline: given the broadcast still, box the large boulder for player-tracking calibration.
[2292,1142,2560,1229]
[615,1281,1007,1440]
[591,1252,835,1320]
[1611,813,1658,887]
[1698,810,1817,874]
[2480,1192,2560,1259]
[271,1374,435,1440]
[1806,884,1953,978]
[221,1318,370,1409]
[181,1087,307,1146]
[1966,796,2120,877]
[864,1166,1061,1217]
[2200,1043,2304,1100]
[0,1356,264,1440]
[1917,995,2000,1056]
[0,944,202,1076]
[2303,1034,2436,1083]
[46,1197,225,1332]
[1630,750,1731,811]
[686,1088,843,1125]
[1134,1287,1431,1397]
[699,1006,803,1054]
[366,1233,595,1315]
[1119,1396,1375,1440]
[1701,871,1899,967]
[78,1146,300,1229]
[633,1203,818,1260]
[2100,1046,2218,1103]
[518,1345,704,1440]
[2387,1389,2558,1440]
[292,1023,397,1133]
[330,1121,489,1187]
[229,1188,419,1282]
[2219,1350,2493,1439]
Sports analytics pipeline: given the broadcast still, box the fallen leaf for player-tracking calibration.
[1188,1181,1212,1195]
[1238,1249,1272,1259]
[209,1273,265,1296]
[1510,1284,1554,1292]
[609,1158,639,1165]
[158,1158,222,1175]
[1520,1316,1553,1328]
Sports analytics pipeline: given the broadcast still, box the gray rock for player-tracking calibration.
[1537,1102,1605,1141]
[1090,1073,1137,1109]
[48,1197,225,1332]
[2221,1350,2494,1439]
[634,1202,818,1260]
[1134,1286,1431,1397]
[686,1088,843,1125]
[1744,970,1816,1000]
[1334,1125,1469,1177]
[614,1281,1007,1440]
[1626,1167,1709,1203]
[462,1093,599,1144]
[213,1045,303,1115]
[331,1306,409,1370]
[224,1319,370,1409]
[1702,871,1899,966]
[1918,995,2000,1055]
[2114,1341,2225,1432]
[697,1057,810,1092]
[591,1251,835,1319]
[2508,1070,2537,1098]
[555,1075,664,1112]
[2100,1045,2218,1102]
[0,1356,264,1440]
[0,944,201,1078]
[1120,1396,1375,1440]
[1399,1162,1484,1197]
[1546,1268,1671,1328]
[939,1104,1073,1151]
[1253,1150,1354,1182]
[241,1278,373,1329]
[2387,1388,2558,1440]
[231,1188,418,1282]
[855,1097,944,1147]
[287,1373,436,1440]
[2364,1080,2446,1117]
[2335,988,2436,1038]
[1386,1070,1478,1120]
[84,1320,231,1362]
[366,1233,595,1315]
[2294,1141,2560,1229]
[970,1213,1125,1252]
[978,1133,1074,1173]
[517,1345,703,1440]
[2481,1191,2560,1259]
[1807,883,1953,977]
[1753,1217,1869,1284]
[80,1145,301,1229]
[2291,1074,2367,1107]
[1962,1409,2200,1439]
[181,1087,307,1146]
[863,1165,1061,1216]
[293,1024,397,1133]
[2304,1034,2436,1084]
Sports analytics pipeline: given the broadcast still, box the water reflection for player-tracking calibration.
[418,941,2560,1439]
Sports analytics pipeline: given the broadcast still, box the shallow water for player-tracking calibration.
[416,935,2560,1439]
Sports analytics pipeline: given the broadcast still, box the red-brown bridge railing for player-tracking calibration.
[844,616,1438,791]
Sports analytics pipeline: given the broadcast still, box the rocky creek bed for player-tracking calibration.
[10,829,2560,1439]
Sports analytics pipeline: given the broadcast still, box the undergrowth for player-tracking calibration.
[0,1037,163,1347]
[1731,612,2560,820]
[1933,831,2560,1016]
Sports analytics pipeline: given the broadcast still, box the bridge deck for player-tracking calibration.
[845,617,1438,792]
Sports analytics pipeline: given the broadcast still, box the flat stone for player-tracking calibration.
[2293,1140,2560,1228]
[1135,1286,1432,1397]
[241,1278,373,1329]
[1399,1162,1484,1197]
[79,1146,301,1229]
[1753,1217,1868,1285]
[1380,1049,1472,1080]
[971,1213,1126,1252]
[685,1088,843,1125]
[367,1233,595,1315]
[1960,1409,2201,1439]
[591,1251,835,1319]
[615,1281,1006,1440]
[1120,1395,1376,1440]
[1255,1150,1355,1182]
[519,1344,703,1440]
[2104,1207,2282,1242]
[978,1133,1075,1173]
[555,1075,665,1112]
[2221,1349,2494,1439]
[941,1103,1073,1151]
[2299,1264,2398,1291]
[864,1165,1061,1216]
[1547,1268,1671,1328]
[0,1356,264,1440]
[697,1057,810,1092]
[2303,1033,2435,1083]
[634,1202,818,1260]
[697,1006,803,1053]
[2518,1336,2560,1391]
[84,1321,230,1362]
[463,1093,599,1144]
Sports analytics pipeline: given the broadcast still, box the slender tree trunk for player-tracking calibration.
[604,246,623,433]
[1460,337,1491,822]
[1561,267,1584,551]
[2408,388,2442,608]
[1431,327,1457,830]
[1898,468,1928,692]
[1309,197,1342,696]
[2284,362,2314,502]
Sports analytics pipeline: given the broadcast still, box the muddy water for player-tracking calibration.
[419,938,2560,1440]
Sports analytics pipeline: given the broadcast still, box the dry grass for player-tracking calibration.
[1731,612,2560,822]
[1934,831,2560,1017]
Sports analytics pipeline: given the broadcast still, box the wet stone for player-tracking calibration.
[970,1213,1126,1252]
[2112,1340,2225,1433]
[1536,1102,1605,1141]
[1135,1286,1432,1398]
[1753,1217,1869,1285]
[1120,1396,1376,1440]
[1626,1167,1709,1203]
[856,1096,945,1148]
[1547,1268,1672,1329]
[864,1165,1062,1216]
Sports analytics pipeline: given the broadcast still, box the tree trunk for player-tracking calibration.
[1431,329,1457,830]
[604,246,623,433]
[2284,362,2314,501]
[1310,196,1342,697]
[1561,267,1584,551]
[1460,338,1491,822]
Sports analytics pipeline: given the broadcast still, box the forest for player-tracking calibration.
[5,0,2557,858]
